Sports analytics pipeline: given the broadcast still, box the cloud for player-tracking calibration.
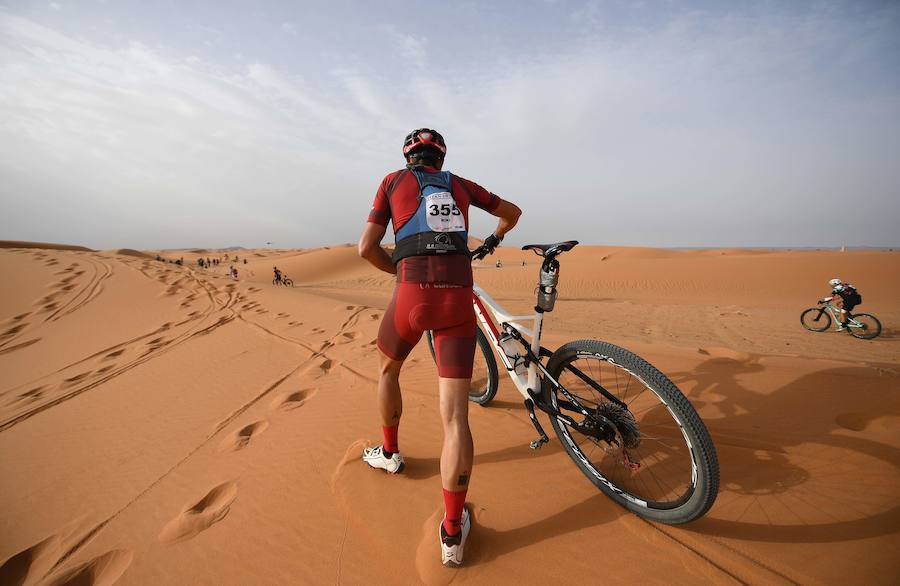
[377,24,427,68]
[0,4,898,249]
[281,22,297,37]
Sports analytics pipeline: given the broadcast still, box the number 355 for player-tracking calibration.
[428,204,461,216]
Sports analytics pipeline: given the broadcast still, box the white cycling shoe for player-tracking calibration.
[439,507,471,567]
[362,445,405,474]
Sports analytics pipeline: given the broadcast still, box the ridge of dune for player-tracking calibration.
[0,240,93,251]
[111,248,154,259]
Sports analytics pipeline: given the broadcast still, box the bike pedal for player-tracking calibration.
[529,437,548,450]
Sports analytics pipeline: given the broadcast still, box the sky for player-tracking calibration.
[1,0,898,250]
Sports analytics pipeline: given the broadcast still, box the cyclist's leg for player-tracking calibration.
[375,284,424,453]
[834,297,848,325]
[439,376,473,535]
[428,291,476,535]
[377,352,403,449]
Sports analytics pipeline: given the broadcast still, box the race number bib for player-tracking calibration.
[425,191,465,232]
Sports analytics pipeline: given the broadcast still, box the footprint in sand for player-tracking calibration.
[61,371,92,388]
[272,388,318,410]
[0,535,61,585]
[11,386,47,406]
[219,420,269,452]
[1,323,28,337]
[11,312,31,321]
[369,313,381,320]
[104,348,126,360]
[159,482,238,544]
[338,331,361,344]
[43,550,133,586]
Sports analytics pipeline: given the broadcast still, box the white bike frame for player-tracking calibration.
[471,284,543,398]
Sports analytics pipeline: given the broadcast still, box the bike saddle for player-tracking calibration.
[522,240,579,257]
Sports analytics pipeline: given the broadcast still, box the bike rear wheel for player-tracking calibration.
[426,328,499,405]
[800,307,831,332]
[283,278,294,287]
[849,313,881,339]
[545,340,719,524]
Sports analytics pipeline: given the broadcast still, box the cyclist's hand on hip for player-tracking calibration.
[472,234,502,260]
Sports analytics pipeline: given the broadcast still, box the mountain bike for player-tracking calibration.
[801,301,881,339]
[427,241,719,524]
[273,276,294,287]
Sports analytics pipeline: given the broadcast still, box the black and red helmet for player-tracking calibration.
[403,128,446,157]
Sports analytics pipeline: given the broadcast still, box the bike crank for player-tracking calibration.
[524,389,550,450]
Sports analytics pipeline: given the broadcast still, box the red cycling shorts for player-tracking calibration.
[377,282,476,378]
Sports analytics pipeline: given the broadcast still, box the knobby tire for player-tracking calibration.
[544,339,719,524]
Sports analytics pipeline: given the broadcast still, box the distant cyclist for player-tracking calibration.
[273,266,282,284]
[358,128,521,566]
[821,278,862,331]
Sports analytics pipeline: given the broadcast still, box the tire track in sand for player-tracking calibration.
[0,258,235,432]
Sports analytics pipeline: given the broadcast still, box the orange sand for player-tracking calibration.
[1,242,898,585]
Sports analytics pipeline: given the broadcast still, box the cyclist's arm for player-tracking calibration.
[489,199,521,239]
[358,222,397,275]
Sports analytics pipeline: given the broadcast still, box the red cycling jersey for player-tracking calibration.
[368,166,500,286]
[368,166,499,232]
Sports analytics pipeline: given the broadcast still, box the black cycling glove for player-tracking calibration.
[472,234,502,260]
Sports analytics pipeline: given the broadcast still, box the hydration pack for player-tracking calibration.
[391,169,469,264]
[836,284,862,305]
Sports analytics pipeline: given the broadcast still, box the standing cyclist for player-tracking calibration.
[358,128,521,567]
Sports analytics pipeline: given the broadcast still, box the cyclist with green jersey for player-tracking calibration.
[358,128,521,566]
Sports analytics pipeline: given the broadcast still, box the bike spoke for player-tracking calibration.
[554,354,695,508]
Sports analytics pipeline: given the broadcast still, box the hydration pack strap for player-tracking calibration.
[411,169,453,197]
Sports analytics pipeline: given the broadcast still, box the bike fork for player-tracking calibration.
[524,389,550,450]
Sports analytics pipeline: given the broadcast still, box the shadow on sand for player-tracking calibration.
[669,355,900,543]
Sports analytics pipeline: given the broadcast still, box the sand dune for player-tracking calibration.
[1,242,898,585]
[0,240,93,252]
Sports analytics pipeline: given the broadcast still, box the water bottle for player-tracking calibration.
[537,259,560,312]
[499,335,528,377]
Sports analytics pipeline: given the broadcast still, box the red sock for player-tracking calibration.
[382,424,399,453]
[442,488,468,535]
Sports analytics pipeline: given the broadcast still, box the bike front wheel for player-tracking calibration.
[849,313,881,339]
[283,278,294,287]
[545,340,719,524]
[801,307,831,332]
[426,327,499,405]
